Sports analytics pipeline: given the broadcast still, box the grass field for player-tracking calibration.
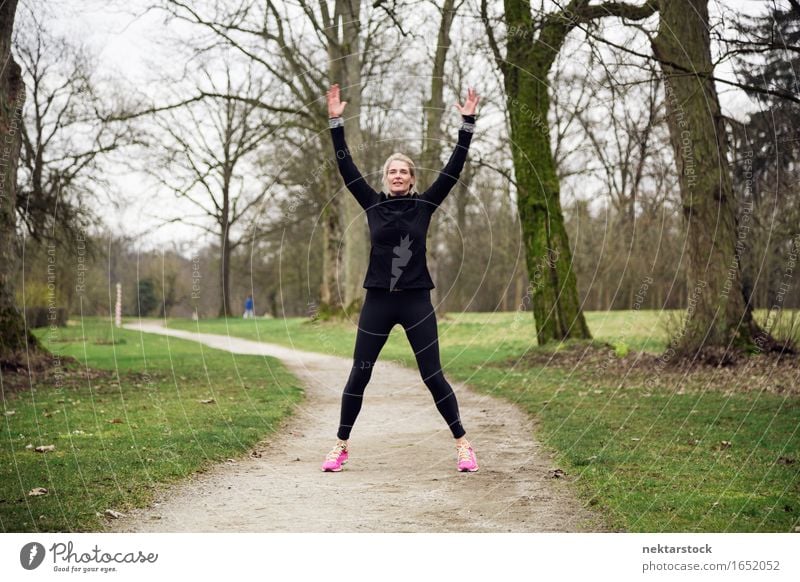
[2,310,797,532]
[0,318,303,532]
[164,310,800,533]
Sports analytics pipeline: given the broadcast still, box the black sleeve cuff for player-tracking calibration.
[460,114,476,133]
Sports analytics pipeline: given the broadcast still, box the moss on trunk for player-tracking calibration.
[652,0,774,358]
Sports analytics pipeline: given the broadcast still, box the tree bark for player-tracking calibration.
[424,0,458,316]
[218,223,232,317]
[335,0,368,313]
[500,0,590,344]
[489,0,657,344]
[0,0,41,358]
[652,0,768,357]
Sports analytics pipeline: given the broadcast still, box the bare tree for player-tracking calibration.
[14,6,137,246]
[419,0,461,315]
[0,0,35,358]
[651,0,784,358]
[481,0,658,345]
[145,62,277,317]
[156,0,399,315]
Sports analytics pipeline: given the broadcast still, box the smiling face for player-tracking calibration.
[385,160,415,196]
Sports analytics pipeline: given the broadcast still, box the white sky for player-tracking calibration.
[36,0,777,255]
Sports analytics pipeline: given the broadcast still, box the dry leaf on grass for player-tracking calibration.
[28,488,48,496]
[34,445,55,453]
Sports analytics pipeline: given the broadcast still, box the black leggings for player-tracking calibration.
[337,288,466,440]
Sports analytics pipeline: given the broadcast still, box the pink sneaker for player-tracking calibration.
[456,442,479,472]
[321,442,349,472]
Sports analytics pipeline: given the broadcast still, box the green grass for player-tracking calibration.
[0,317,303,532]
[165,310,800,532]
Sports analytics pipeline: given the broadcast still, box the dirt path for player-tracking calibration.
[110,320,608,532]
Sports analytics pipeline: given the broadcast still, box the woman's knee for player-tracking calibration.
[422,373,453,397]
[344,364,374,395]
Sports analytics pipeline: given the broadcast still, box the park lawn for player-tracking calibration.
[0,317,303,533]
[166,311,800,533]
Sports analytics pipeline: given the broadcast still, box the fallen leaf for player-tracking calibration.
[107,418,124,424]
[4,410,15,416]
[104,509,124,519]
[199,398,216,404]
[777,456,796,465]
[28,488,48,496]
[548,468,566,479]
[34,445,55,453]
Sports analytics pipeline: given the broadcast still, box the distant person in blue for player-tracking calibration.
[243,294,255,319]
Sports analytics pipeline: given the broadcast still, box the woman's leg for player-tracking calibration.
[400,290,466,439]
[336,290,395,440]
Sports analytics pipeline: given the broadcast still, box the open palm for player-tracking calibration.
[455,87,479,116]
[327,83,347,117]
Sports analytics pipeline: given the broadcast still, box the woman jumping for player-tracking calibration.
[322,83,479,473]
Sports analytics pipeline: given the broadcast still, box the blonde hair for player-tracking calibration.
[382,152,417,194]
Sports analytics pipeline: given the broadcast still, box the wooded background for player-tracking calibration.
[1,0,797,359]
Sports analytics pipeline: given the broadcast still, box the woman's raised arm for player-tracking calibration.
[327,84,378,211]
[421,88,479,208]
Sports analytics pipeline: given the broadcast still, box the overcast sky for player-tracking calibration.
[36,0,778,256]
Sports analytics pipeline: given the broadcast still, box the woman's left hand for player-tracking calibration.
[454,87,479,116]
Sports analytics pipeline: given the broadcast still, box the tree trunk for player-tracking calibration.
[490,0,659,343]
[218,225,232,317]
[337,0,368,313]
[502,1,591,344]
[652,0,766,356]
[424,0,457,317]
[0,0,41,358]
[319,162,344,315]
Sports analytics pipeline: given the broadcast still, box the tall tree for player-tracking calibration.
[421,0,461,315]
[651,0,781,357]
[157,0,399,315]
[15,6,134,246]
[482,0,657,344]
[0,0,39,359]
[146,63,276,317]
[729,0,800,314]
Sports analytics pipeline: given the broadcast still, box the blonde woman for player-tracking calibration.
[322,83,479,473]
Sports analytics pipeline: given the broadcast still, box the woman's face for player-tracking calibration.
[386,160,415,196]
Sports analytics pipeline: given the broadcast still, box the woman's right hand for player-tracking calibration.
[327,84,347,118]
